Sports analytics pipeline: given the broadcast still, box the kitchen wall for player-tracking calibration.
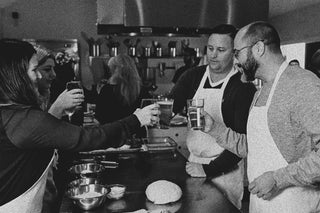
[269,3,320,45]
[2,0,98,87]
[1,0,207,89]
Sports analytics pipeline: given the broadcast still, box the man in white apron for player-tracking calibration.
[204,21,320,213]
[169,24,256,209]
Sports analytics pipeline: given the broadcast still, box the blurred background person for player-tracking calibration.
[172,47,199,84]
[95,54,147,137]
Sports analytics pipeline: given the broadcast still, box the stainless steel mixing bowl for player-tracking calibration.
[68,177,101,188]
[68,163,105,178]
[66,184,109,210]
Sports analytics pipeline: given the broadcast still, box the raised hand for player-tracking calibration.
[48,89,84,119]
[133,103,160,126]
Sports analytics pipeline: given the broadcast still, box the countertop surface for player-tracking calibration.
[59,151,240,213]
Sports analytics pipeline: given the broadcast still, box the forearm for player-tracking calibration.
[273,151,320,189]
[203,149,242,178]
[65,114,141,151]
[10,109,141,152]
[207,121,248,158]
[48,102,64,119]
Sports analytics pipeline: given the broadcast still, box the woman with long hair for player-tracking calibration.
[0,39,159,213]
[96,54,144,125]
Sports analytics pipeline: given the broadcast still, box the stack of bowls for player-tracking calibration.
[67,162,108,210]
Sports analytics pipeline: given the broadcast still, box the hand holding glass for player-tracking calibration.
[140,99,160,128]
[187,99,204,130]
[66,81,83,122]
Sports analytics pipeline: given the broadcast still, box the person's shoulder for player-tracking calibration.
[181,65,206,78]
[228,72,257,91]
[1,105,48,125]
[100,83,115,94]
[285,66,319,86]
[282,66,320,98]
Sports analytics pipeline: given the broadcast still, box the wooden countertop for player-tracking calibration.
[59,152,240,213]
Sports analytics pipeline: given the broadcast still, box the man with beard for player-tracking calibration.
[203,21,320,213]
[169,24,256,209]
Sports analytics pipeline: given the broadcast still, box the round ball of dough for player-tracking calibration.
[145,180,182,204]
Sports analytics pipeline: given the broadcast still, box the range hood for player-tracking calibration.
[97,0,269,36]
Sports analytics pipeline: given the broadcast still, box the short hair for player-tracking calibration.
[243,21,281,53]
[0,39,39,106]
[211,24,238,39]
[183,47,196,57]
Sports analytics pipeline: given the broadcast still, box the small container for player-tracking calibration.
[156,47,162,57]
[144,47,151,57]
[128,46,136,56]
[106,184,126,200]
[110,47,118,57]
[195,48,201,57]
[170,47,176,57]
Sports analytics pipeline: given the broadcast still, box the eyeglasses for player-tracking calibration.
[233,45,254,59]
[233,40,267,59]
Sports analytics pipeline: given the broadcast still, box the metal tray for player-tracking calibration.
[79,137,177,155]
[79,146,142,155]
[145,137,177,153]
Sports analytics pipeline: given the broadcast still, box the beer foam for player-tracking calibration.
[157,101,173,105]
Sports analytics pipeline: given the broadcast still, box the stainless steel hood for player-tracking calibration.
[97,0,269,36]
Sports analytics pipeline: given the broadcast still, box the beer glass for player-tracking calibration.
[66,81,83,122]
[157,98,174,129]
[187,99,204,130]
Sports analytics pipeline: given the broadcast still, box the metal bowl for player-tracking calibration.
[68,177,101,188]
[66,184,110,210]
[68,163,105,178]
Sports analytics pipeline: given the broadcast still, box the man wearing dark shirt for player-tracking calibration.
[169,24,256,209]
[172,47,198,84]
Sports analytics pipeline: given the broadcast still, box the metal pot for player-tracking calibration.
[110,47,118,57]
[156,47,162,57]
[128,46,136,56]
[170,47,176,57]
[144,47,151,57]
[89,44,100,57]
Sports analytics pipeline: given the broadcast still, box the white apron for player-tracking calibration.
[0,153,55,213]
[186,67,244,209]
[247,63,320,213]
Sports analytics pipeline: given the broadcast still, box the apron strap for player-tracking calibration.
[266,62,288,108]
